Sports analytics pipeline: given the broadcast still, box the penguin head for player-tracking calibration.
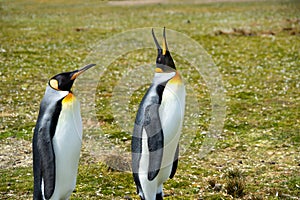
[152,27,176,72]
[49,64,96,91]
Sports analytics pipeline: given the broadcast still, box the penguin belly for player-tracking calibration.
[48,97,82,200]
[158,82,185,184]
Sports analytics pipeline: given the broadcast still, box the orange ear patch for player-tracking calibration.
[155,68,163,73]
[62,93,74,104]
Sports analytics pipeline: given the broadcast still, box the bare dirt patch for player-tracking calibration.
[0,137,130,172]
[0,138,32,169]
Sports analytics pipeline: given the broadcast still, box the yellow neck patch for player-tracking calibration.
[62,93,75,104]
[168,71,183,84]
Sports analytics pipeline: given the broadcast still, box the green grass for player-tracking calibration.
[1,0,300,199]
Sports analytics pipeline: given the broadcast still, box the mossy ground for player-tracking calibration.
[1,0,299,199]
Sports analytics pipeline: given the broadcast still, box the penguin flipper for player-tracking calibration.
[37,125,56,199]
[144,104,164,181]
[33,132,43,200]
[169,144,179,179]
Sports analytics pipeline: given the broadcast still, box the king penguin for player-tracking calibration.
[32,64,95,200]
[131,28,186,200]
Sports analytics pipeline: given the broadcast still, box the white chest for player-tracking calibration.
[50,98,82,199]
[159,82,185,142]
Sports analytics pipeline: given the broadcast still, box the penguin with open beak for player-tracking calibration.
[32,64,95,200]
[132,28,186,200]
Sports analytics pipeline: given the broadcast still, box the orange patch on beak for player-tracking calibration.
[162,41,167,55]
[70,71,83,80]
[71,64,96,80]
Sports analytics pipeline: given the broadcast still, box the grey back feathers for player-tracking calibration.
[44,86,69,103]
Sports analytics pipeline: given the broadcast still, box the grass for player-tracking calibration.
[1,0,300,199]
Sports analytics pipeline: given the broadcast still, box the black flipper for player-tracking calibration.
[169,144,179,179]
[156,192,163,200]
[132,123,143,198]
[37,125,56,199]
[32,135,42,200]
[144,103,164,181]
[33,116,57,200]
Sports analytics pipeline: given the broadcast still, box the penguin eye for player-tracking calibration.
[49,79,59,90]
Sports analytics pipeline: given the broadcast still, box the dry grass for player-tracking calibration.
[1,0,300,199]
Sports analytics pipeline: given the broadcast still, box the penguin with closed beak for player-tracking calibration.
[32,64,96,200]
[131,28,186,200]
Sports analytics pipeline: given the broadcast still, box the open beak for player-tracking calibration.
[71,64,96,80]
[152,27,168,55]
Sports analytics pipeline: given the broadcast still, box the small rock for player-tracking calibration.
[214,183,222,192]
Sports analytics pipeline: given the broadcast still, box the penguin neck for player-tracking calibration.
[62,92,76,105]
[167,71,183,85]
[152,71,176,86]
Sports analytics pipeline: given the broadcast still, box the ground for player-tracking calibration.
[0,0,300,199]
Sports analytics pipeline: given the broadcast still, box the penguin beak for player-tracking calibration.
[152,27,168,55]
[70,64,96,80]
[152,27,176,71]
